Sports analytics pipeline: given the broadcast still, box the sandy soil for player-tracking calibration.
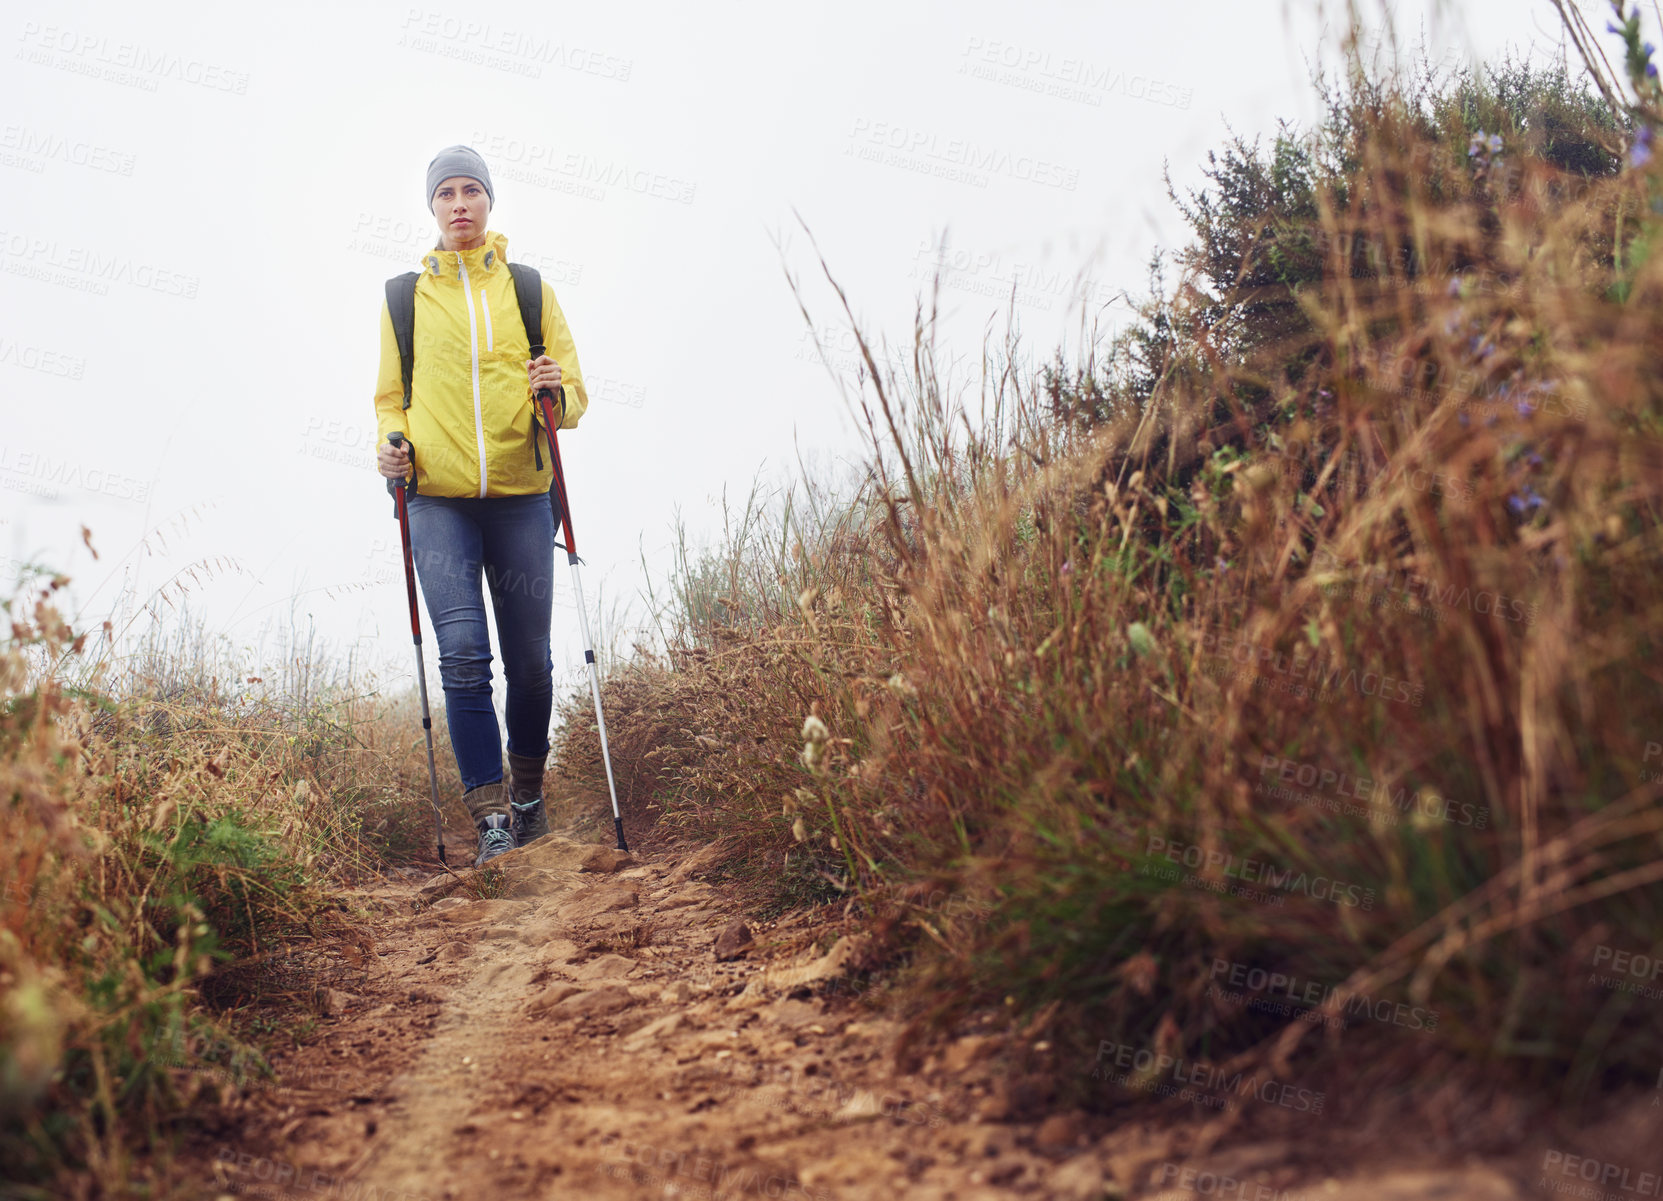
[181,823,1542,1201]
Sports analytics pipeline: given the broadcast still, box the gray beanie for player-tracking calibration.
[425,144,495,209]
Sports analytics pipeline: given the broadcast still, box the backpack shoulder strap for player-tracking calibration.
[507,260,555,472]
[384,272,419,410]
[507,261,544,356]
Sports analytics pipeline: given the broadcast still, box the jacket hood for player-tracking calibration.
[421,229,510,280]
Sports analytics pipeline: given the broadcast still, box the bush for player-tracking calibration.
[556,35,1663,1120]
[0,564,445,1193]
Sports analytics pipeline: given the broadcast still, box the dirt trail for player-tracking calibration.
[193,822,1530,1201]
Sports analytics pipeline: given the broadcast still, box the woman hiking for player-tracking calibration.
[372,144,589,868]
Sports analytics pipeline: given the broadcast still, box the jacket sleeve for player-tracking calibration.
[373,298,409,468]
[541,280,588,429]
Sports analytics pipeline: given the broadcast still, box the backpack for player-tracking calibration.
[383,260,563,479]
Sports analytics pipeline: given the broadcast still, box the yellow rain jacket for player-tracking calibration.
[373,230,588,498]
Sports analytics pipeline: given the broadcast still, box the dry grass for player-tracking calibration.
[554,30,1663,1128]
[0,552,451,1195]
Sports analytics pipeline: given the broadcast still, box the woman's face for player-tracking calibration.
[432,175,490,251]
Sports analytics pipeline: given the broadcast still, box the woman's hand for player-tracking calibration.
[528,355,563,398]
[377,440,411,481]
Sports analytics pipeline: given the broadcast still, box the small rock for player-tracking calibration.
[659,980,695,1005]
[581,846,634,873]
[941,1034,997,1073]
[622,1012,685,1051]
[714,920,754,961]
[527,983,584,1015]
[317,988,357,1017]
[553,985,635,1018]
[1034,1110,1085,1152]
[415,873,470,905]
[1046,1156,1108,1200]
[572,953,639,980]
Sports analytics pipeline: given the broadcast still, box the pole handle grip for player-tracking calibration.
[386,431,414,501]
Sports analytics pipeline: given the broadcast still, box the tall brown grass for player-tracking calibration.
[555,33,1663,1127]
[0,550,450,1196]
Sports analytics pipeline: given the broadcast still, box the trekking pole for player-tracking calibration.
[386,432,448,866]
[534,382,629,853]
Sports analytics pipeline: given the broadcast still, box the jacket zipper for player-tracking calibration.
[455,252,488,498]
[480,287,493,351]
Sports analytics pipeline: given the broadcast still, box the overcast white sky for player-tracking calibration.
[0,0,1604,707]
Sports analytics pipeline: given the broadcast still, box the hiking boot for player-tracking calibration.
[462,779,515,867]
[473,813,515,867]
[506,749,550,847]
[511,798,549,847]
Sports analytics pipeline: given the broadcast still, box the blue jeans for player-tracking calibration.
[407,492,555,793]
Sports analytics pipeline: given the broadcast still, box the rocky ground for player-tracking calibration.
[176,821,1583,1201]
